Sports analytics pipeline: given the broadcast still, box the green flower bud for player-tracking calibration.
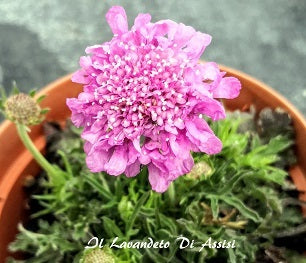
[4,93,43,125]
[187,161,212,179]
[83,248,115,263]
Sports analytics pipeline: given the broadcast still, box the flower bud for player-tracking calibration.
[83,248,115,263]
[187,161,212,180]
[4,93,43,125]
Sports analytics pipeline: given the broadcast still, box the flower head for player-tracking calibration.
[4,93,43,126]
[67,6,241,192]
[82,248,115,263]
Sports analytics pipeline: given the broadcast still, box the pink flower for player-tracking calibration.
[67,6,241,192]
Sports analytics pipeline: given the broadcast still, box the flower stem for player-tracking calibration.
[167,183,175,207]
[126,191,150,239]
[16,123,58,178]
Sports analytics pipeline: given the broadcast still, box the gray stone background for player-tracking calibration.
[0,0,305,115]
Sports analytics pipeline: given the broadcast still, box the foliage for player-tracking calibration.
[8,110,305,263]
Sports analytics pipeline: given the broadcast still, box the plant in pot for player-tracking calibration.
[0,5,306,263]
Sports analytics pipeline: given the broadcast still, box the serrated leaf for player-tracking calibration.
[144,247,168,263]
[102,217,124,238]
[218,195,261,223]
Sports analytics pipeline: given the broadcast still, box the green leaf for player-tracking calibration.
[36,94,47,103]
[218,195,261,223]
[125,191,150,236]
[210,197,219,219]
[118,196,133,223]
[0,86,7,100]
[57,150,73,176]
[251,168,286,184]
[29,89,37,98]
[40,108,50,115]
[102,217,124,238]
[11,81,19,94]
[144,247,168,263]
[217,171,251,194]
[228,247,236,263]
[159,214,177,235]
[84,175,113,200]
[176,219,209,240]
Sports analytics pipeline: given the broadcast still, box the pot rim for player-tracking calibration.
[220,64,306,129]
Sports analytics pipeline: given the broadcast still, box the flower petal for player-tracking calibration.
[186,117,222,154]
[71,69,90,84]
[134,13,151,30]
[148,164,171,193]
[66,98,86,127]
[104,146,128,175]
[213,77,241,99]
[86,146,111,173]
[173,23,196,48]
[184,32,212,59]
[106,6,128,35]
[192,96,226,121]
[125,160,141,177]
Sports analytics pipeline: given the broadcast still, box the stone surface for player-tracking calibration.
[0,0,305,115]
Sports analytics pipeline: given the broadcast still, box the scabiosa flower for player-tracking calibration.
[67,6,241,192]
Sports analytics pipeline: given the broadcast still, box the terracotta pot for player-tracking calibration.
[0,66,305,261]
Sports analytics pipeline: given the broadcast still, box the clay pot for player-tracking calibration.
[0,66,305,261]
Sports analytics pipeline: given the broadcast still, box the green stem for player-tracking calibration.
[99,172,111,193]
[126,191,150,239]
[167,183,175,207]
[16,123,58,178]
